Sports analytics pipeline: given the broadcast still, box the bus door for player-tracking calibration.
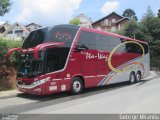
[44,50,62,93]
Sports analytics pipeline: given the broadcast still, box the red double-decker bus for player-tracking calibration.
[6,24,150,95]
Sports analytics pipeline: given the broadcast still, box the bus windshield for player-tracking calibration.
[17,53,44,78]
[18,25,80,77]
[22,25,80,49]
[22,27,50,49]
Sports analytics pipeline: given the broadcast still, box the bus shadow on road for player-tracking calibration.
[16,73,158,102]
[17,81,130,102]
[13,78,158,113]
[136,74,158,86]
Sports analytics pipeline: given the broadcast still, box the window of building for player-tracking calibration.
[104,19,109,25]
[96,27,101,30]
[111,27,116,32]
[80,17,87,23]
[15,30,23,33]
[7,30,13,34]
[104,28,108,32]
[112,19,116,23]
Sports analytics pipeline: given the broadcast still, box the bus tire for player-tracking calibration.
[71,77,83,95]
[129,72,136,84]
[136,71,141,83]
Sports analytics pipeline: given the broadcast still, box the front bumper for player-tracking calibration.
[17,83,45,95]
[17,77,70,95]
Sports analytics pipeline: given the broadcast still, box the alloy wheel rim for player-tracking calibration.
[73,81,81,92]
[131,74,135,83]
[137,74,140,81]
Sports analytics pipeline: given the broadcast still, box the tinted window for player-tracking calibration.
[22,28,49,49]
[96,34,124,52]
[96,34,112,52]
[48,26,78,48]
[45,53,61,73]
[77,31,96,50]
[125,42,148,54]
[45,48,69,73]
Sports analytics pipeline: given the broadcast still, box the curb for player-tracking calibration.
[0,90,22,99]
[0,94,18,99]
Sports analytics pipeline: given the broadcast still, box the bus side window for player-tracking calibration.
[96,34,112,52]
[76,31,96,50]
[110,37,125,53]
[125,42,144,54]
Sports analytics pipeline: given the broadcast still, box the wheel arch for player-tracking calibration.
[71,75,85,88]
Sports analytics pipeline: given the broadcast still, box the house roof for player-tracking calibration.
[3,22,29,36]
[26,23,42,27]
[0,22,11,30]
[115,17,130,24]
[92,12,124,25]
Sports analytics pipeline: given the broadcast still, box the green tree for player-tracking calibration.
[140,6,155,43]
[69,19,80,25]
[122,8,138,21]
[0,0,12,16]
[116,18,143,40]
[117,6,160,68]
[157,9,160,18]
[140,7,160,67]
[123,19,138,38]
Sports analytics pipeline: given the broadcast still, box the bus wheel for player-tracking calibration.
[129,72,136,84]
[136,71,141,83]
[71,77,83,95]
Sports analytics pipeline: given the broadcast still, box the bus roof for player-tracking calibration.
[80,26,148,45]
[32,24,148,45]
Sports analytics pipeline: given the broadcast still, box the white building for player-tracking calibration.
[3,22,29,40]
[26,23,42,32]
[3,22,42,40]
[75,14,93,28]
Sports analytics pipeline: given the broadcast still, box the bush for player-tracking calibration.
[0,37,23,91]
[0,37,23,59]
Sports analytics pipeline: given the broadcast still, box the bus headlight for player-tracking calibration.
[32,79,46,86]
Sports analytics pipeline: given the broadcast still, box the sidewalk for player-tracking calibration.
[0,89,22,99]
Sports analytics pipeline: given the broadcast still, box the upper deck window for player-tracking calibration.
[22,28,49,49]
[22,25,80,49]
[47,26,79,48]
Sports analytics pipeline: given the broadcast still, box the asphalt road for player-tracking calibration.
[0,71,160,119]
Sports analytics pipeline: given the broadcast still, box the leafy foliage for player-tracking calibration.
[69,19,80,25]
[0,37,22,90]
[158,9,160,18]
[0,0,12,16]
[0,37,22,60]
[118,7,160,68]
[122,8,138,21]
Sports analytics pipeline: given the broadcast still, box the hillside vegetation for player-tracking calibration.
[0,38,22,91]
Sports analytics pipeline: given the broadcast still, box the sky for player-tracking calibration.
[0,0,160,26]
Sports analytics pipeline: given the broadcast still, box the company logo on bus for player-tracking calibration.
[107,41,145,73]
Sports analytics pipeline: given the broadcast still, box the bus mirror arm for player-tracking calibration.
[6,48,22,62]
[34,42,64,59]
